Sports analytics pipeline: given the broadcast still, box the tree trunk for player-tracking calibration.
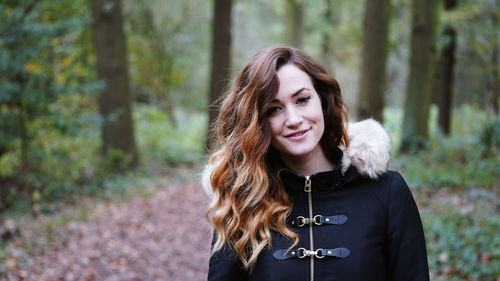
[321,0,335,75]
[492,38,499,115]
[207,0,232,149]
[358,0,391,122]
[284,0,303,48]
[436,0,457,135]
[491,0,500,115]
[90,0,138,168]
[400,0,440,152]
[15,74,29,172]
[436,26,456,135]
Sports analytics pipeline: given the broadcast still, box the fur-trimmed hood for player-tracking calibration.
[201,118,391,196]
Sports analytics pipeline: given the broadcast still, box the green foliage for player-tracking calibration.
[0,0,92,152]
[231,0,365,67]
[443,0,499,107]
[388,105,499,189]
[134,104,205,165]
[422,193,500,280]
[0,0,97,210]
[479,118,500,155]
[302,0,364,61]
[1,97,102,206]
[394,136,499,189]
[0,101,205,212]
[125,0,211,114]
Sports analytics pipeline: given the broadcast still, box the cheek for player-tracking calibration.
[315,109,326,136]
[268,117,281,136]
[318,117,325,135]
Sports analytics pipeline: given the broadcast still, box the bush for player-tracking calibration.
[134,104,206,165]
[479,118,500,155]
[0,102,206,212]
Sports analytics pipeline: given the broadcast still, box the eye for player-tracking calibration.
[297,96,311,104]
[266,106,282,116]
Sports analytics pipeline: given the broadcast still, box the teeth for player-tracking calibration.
[291,131,305,137]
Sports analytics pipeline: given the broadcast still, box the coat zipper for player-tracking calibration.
[304,175,314,281]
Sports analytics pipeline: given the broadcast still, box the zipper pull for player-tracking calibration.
[304,176,311,192]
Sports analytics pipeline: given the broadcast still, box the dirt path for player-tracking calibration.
[6,181,212,281]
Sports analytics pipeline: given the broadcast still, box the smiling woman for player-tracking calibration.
[203,46,429,281]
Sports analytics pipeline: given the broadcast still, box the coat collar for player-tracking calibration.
[278,149,361,193]
[201,118,391,196]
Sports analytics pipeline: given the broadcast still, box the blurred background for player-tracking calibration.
[0,0,499,280]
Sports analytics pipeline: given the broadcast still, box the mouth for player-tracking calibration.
[285,129,309,138]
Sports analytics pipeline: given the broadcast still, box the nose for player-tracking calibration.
[285,108,303,127]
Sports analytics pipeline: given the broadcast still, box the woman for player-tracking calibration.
[203,46,429,281]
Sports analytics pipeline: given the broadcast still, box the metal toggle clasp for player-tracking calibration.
[296,215,323,227]
[297,248,325,259]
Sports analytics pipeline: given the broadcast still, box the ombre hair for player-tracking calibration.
[206,46,349,269]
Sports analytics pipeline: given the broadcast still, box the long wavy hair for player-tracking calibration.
[205,46,349,269]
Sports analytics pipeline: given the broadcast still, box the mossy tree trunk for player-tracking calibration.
[358,0,391,122]
[400,0,440,152]
[90,0,138,168]
[207,0,232,149]
[284,0,303,48]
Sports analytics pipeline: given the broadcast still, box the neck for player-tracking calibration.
[280,148,335,176]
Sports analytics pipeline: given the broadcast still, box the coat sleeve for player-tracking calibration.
[385,171,430,281]
[207,233,249,281]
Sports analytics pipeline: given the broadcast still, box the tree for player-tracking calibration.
[490,0,499,115]
[0,0,47,170]
[127,0,177,125]
[400,0,440,152]
[283,0,303,48]
[450,0,499,111]
[358,0,391,122]
[436,0,458,135]
[320,0,336,75]
[90,0,138,168]
[207,0,232,148]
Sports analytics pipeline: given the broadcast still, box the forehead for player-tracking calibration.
[276,64,314,98]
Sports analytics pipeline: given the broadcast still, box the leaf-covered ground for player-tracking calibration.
[4,181,212,281]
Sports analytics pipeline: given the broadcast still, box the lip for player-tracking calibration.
[285,129,310,140]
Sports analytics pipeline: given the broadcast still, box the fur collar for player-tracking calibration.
[201,118,391,196]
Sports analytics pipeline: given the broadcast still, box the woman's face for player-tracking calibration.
[267,64,325,161]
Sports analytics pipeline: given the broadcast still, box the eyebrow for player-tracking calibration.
[272,87,308,103]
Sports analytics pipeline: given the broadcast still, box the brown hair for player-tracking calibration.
[206,45,349,269]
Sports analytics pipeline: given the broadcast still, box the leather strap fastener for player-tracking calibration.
[273,247,351,260]
[289,214,348,227]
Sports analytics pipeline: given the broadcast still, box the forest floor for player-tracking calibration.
[2,178,212,281]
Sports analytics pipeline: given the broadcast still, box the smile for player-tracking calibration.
[285,129,309,139]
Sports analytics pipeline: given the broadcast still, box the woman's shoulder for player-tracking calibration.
[358,170,413,210]
[376,170,407,185]
[368,170,410,193]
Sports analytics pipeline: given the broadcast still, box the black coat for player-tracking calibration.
[207,163,429,281]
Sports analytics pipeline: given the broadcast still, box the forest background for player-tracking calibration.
[0,0,499,280]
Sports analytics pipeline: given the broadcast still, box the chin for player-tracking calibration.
[281,148,317,159]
